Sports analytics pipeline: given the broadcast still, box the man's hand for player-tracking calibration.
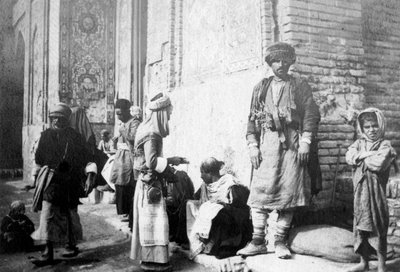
[85,173,96,196]
[218,256,251,272]
[297,141,310,166]
[168,156,189,166]
[249,146,262,169]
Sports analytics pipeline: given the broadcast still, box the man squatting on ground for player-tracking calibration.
[237,42,321,258]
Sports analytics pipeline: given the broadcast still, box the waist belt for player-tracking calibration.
[117,143,130,151]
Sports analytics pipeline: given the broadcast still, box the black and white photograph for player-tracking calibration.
[1,0,400,271]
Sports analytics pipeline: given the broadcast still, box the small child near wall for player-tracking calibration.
[345,108,397,272]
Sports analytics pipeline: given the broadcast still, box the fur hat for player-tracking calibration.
[265,42,296,66]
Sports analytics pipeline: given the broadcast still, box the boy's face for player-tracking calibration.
[101,134,109,141]
[362,120,379,141]
[115,108,130,122]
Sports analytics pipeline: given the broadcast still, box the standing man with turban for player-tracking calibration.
[26,103,97,266]
[110,99,141,230]
[237,42,321,259]
[130,93,188,272]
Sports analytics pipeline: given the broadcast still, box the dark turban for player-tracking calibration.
[265,42,296,66]
[115,99,132,110]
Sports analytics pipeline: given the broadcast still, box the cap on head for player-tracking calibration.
[147,93,171,111]
[49,103,72,119]
[115,99,132,110]
[265,42,296,66]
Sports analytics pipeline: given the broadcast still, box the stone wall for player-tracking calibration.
[0,0,23,175]
[12,0,51,181]
[279,0,365,209]
[387,177,400,257]
[144,0,371,209]
[145,0,266,188]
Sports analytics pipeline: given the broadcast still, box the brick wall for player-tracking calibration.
[144,0,400,212]
[267,0,365,209]
[362,0,400,153]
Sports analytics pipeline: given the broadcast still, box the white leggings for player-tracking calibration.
[251,208,294,240]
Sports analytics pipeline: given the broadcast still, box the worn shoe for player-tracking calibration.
[274,241,291,259]
[61,246,79,258]
[236,242,268,256]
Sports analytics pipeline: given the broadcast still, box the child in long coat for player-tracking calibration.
[346,108,397,272]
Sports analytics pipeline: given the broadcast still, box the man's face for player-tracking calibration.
[115,108,130,122]
[50,116,68,130]
[270,58,291,79]
[362,120,379,141]
[200,170,213,184]
[101,134,109,142]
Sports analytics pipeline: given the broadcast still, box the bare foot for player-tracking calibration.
[345,262,369,272]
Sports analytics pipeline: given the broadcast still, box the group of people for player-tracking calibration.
[10,41,394,272]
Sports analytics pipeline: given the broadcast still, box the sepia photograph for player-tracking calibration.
[0,0,400,271]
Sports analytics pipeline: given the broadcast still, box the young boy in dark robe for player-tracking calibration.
[0,201,34,253]
[345,108,397,272]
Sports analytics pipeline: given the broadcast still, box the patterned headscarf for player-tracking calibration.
[356,107,386,142]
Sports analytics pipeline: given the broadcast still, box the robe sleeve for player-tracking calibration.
[346,140,362,166]
[365,140,396,172]
[143,138,168,173]
[34,132,47,169]
[246,80,264,145]
[298,80,320,136]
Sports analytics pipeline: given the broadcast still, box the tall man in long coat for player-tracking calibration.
[237,42,321,259]
[27,103,97,266]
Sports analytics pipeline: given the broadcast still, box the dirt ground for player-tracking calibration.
[0,178,208,272]
[2,178,400,272]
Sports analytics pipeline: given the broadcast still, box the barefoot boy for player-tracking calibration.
[345,108,397,272]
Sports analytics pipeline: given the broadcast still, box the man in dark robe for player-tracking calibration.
[26,103,96,266]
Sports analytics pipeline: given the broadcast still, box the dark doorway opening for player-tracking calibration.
[0,32,25,176]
